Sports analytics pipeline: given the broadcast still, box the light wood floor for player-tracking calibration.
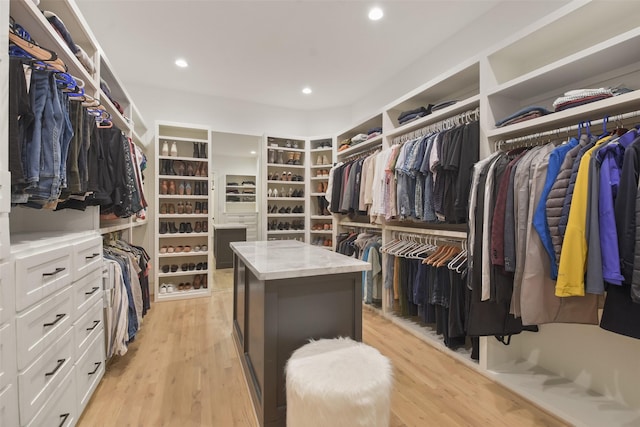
[78,270,568,427]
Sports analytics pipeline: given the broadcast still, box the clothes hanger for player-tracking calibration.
[9,22,67,72]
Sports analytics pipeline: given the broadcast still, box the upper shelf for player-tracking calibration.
[386,95,480,139]
[487,90,640,141]
[385,60,479,130]
[10,0,99,96]
[486,0,640,86]
[336,135,383,159]
[336,114,383,144]
[487,27,640,101]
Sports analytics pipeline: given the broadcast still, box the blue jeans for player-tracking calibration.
[26,70,64,201]
[58,91,74,191]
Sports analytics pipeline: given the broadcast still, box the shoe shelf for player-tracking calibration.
[159,175,209,181]
[156,288,209,300]
[158,270,209,278]
[310,164,332,169]
[309,192,326,197]
[267,230,305,235]
[310,230,333,235]
[310,147,333,153]
[159,195,209,199]
[226,185,256,189]
[267,214,305,218]
[266,163,305,169]
[158,252,209,258]
[156,122,212,302]
[159,135,209,143]
[158,232,209,238]
[310,215,332,220]
[158,214,209,218]
[158,155,208,163]
[267,146,305,153]
[267,197,304,201]
[267,180,305,185]
[310,176,329,181]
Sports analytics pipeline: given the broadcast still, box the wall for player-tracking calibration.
[348,0,570,123]
[128,83,352,137]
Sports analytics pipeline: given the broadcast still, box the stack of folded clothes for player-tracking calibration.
[350,133,368,145]
[552,88,614,112]
[397,105,432,125]
[338,138,351,152]
[495,106,552,128]
[552,87,633,112]
[367,127,382,139]
[431,100,458,112]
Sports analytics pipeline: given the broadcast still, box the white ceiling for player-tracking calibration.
[74,0,518,111]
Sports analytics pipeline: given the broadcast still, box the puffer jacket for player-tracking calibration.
[617,139,640,284]
[632,180,640,303]
[546,135,586,265]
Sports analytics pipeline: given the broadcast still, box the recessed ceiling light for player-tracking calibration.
[250,150,257,155]
[368,7,383,21]
[302,87,312,95]
[175,58,188,68]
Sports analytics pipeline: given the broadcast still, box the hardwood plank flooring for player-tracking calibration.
[78,270,568,427]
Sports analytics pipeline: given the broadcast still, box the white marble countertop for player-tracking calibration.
[213,223,247,229]
[230,240,371,280]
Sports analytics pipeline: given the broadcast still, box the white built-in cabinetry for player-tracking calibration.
[262,136,308,241]
[154,122,212,301]
[3,0,150,425]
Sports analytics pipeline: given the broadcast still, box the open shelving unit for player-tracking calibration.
[154,122,212,301]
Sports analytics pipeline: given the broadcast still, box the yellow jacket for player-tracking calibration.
[556,136,611,297]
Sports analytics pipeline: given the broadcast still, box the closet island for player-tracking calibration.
[230,240,370,427]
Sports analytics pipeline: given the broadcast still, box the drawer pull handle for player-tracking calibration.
[85,253,100,260]
[85,286,100,296]
[43,313,66,327]
[59,413,70,427]
[86,320,100,331]
[45,359,65,377]
[43,267,66,277]
[88,361,102,376]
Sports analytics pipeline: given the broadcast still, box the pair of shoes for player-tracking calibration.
[162,141,179,157]
[291,220,304,230]
[292,205,304,213]
[193,142,208,159]
[292,189,304,198]
[162,264,179,273]
[316,169,330,177]
[179,222,193,233]
[162,141,178,157]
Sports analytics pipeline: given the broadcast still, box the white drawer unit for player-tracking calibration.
[0,215,9,261]
[0,171,11,214]
[72,236,103,281]
[18,327,74,425]
[73,299,104,360]
[0,383,19,427]
[0,262,12,325]
[0,322,16,392]
[16,286,73,371]
[14,245,73,312]
[75,331,105,414]
[26,368,77,427]
[73,268,103,318]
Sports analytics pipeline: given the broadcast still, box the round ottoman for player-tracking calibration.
[285,337,393,427]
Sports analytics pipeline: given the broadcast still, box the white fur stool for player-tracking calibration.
[285,337,393,427]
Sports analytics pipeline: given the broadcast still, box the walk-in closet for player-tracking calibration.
[3,1,640,426]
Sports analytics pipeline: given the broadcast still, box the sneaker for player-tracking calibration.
[160,284,167,294]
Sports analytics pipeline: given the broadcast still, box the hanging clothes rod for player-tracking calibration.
[496,107,640,151]
[340,146,381,161]
[392,107,480,145]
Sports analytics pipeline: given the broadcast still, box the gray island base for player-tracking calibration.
[231,240,371,427]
